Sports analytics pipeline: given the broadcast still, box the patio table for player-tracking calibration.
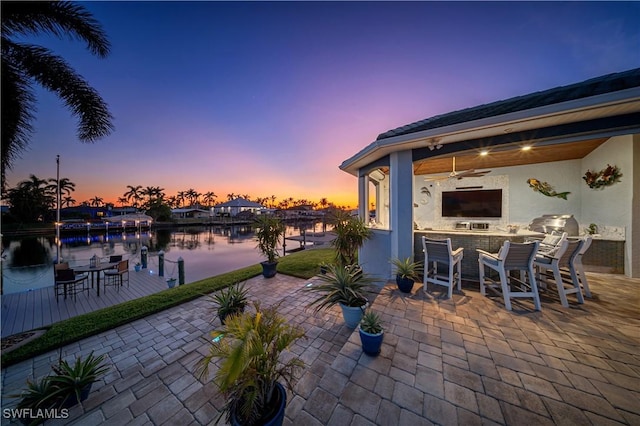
[74,262,119,297]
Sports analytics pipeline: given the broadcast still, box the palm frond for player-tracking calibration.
[6,42,114,142]
[1,1,111,57]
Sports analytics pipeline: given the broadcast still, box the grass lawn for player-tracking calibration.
[1,248,335,367]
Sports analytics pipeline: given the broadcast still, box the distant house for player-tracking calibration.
[171,208,210,219]
[278,205,322,219]
[213,198,266,217]
[111,207,138,215]
[61,205,111,220]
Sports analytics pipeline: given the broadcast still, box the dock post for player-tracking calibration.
[178,257,185,285]
[158,250,164,277]
[141,246,148,269]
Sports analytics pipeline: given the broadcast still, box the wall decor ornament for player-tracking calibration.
[527,178,571,200]
[583,164,622,189]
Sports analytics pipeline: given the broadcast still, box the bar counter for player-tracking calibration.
[413,229,626,280]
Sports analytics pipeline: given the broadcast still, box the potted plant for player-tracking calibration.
[14,351,109,416]
[48,351,109,407]
[329,211,372,267]
[134,262,142,272]
[254,215,286,278]
[196,302,306,426]
[209,281,249,325]
[306,263,376,328]
[391,257,423,293]
[166,277,177,288]
[15,376,58,423]
[359,310,384,356]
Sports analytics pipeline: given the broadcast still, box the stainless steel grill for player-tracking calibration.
[528,214,579,236]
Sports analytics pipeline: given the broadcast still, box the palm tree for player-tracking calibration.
[124,185,142,208]
[117,196,127,207]
[89,196,103,207]
[203,191,217,207]
[166,195,179,209]
[177,191,187,208]
[62,195,75,207]
[46,177,75,205]
[319,198,328,210]
[1,1,114,187]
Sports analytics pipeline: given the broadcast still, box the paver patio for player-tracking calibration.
[1,271,638,425]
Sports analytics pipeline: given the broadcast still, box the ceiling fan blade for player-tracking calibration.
[424,175,451,182]
[457,170,491,179]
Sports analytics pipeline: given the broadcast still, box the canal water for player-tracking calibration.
[1,223,328,295]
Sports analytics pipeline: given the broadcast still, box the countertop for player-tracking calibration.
[416,229,544,237]
[415,229,625,241]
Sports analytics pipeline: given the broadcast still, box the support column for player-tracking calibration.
[390,150,414,278]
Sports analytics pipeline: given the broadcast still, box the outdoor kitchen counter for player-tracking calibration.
[413,229,543,282]
[413,229,626,280]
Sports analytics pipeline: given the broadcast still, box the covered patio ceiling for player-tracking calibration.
[413,138,607,176]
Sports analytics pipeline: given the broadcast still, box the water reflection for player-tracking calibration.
[8,237,51,267]
[1,222,326,295]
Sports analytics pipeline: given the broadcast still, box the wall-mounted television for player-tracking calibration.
[442,189,502,218]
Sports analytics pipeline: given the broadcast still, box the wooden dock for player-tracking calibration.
[1,270,169,338]
[284,231,336,250]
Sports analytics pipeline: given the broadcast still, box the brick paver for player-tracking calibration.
[1,272,639,425]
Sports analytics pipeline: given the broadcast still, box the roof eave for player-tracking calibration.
[339,87,640,176]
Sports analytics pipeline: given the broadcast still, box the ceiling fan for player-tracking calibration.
[424,156,490,181]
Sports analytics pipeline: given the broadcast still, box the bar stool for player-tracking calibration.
[534,239,585,307]
[570,236,593,297]
[478,240,541,311]
[422,236,464,299]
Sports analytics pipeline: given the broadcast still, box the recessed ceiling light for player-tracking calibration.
[480,150,489,156]
[522,145,532,151]
[504,128,513,133]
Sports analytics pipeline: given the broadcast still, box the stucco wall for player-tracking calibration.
[414,159,583,229]
[580,136,632,231]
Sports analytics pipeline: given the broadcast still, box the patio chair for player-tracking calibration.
[422,237,464,299]
[570,236,593,297]
[54,262,70,283]
[55,267,88,302]
[478,240,541,311]
[103,259,129,291]
[526,232,567,256]
[534,238,585,308]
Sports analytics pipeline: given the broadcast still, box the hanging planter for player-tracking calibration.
[583,164,622,189]
[526,178,570,200]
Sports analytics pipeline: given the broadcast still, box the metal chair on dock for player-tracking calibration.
[54,267,89,302]
[103,259,129,291]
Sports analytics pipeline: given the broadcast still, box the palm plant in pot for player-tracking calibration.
[359,310,384,356]
[196,302,306,426]
[254,215,286,278]
[329,211,372,267]
[14,351,109,417]
[209,281,249,325]
[391,257,423,293]
[306,263,376,328]
[48,351,109,408]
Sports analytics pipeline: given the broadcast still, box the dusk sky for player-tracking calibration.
[5,1,639,208]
